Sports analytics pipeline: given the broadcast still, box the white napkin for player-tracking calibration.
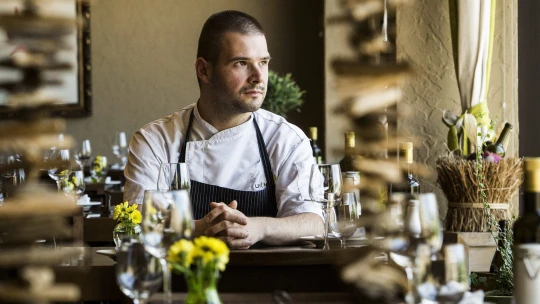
[457,290,485,304]
[77,194,90,205]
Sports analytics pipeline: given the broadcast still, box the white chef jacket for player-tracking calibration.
[124,103,322,219]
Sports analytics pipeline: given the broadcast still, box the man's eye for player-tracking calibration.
[260,61,268,66]
[235,61,247,67]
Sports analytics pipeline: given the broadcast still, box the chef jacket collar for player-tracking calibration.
[193,103,254,142]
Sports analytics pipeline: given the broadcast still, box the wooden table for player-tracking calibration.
[54,246,371,302]
[148,292,355,303]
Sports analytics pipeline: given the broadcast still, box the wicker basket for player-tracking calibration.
[436,156,522,232]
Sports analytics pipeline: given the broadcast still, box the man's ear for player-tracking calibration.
[195,57,212,84]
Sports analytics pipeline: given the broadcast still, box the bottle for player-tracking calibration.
[308,127,323,164]
[514,158,540,304]
[339,131,357,173]
[485,122,513,158]
[390,142,420,196]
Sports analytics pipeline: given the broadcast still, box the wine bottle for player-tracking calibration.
[390,142,420,196]
[514,158,540,304]
[485,122,513,157]
[309,127,323,164]
[339,131,357,173]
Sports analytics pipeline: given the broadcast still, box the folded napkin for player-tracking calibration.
[78,194,90,205]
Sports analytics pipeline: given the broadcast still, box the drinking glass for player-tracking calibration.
[90,156,108,182]
[116,238,163,304]
[60,170,85,202]
[309,164,342,250]
[157,162,190,191]
[74,139,92,169]
[0,154,25,200]
[45,149,72,192]
[330,192,358,248]
[141,190,193,303]
[112,132,129,167]
[418,193,443,259]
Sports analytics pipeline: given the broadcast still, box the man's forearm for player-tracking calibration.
[252,213,323,246]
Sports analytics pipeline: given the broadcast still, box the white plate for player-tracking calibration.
[96,249,117,261]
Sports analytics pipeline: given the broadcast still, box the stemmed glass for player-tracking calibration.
[74,139,92,169]
[418,193,443,260]
[112,132,128,167]
[60,170,85,202]
[46,149,72,192]
[157,162,190,191]
[90,156,108,183]
[309,164,342,250]
[116,237,163,304]
[141,190,193,303]
[330,192,358,249]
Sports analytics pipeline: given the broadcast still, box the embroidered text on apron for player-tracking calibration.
[179,110,278,220]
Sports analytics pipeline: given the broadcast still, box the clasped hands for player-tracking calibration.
[194,200,263,249]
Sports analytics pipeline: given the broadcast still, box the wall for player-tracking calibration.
[397,0,518,217]
[66,0,324,162]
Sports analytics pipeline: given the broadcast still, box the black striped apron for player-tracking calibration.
[179,110,278,220]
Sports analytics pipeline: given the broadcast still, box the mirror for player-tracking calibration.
[0,0,91,119]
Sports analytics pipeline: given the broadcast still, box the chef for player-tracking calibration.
[124,10,323,249]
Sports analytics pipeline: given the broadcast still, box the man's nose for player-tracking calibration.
[248,65,264,83]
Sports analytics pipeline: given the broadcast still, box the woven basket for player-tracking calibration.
[436,156,522,232]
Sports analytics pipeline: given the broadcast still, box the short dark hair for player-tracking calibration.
[197,10,264,63]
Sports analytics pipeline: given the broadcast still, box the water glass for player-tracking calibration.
[418,193,443,259]
[309,164,342,250]
[112,132,128,167]
[330,192,358,248]
[141,190,193,303]
[74,139,92,169]
[116,238,163,304]
[157,162,190,191]
[60,170,85,202]
[90,156,108,182]
[45,149,72,191]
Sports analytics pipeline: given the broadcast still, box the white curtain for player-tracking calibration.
[444,0,496,154]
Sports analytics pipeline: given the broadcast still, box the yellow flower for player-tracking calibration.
[193,236,230,271]
[129,209,142,224]
[71,175,79,186]
[168,239,194,268]
[113,204,124,220]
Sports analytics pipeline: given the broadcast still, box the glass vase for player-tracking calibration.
[113,222,141,248]
[185,274,222,304]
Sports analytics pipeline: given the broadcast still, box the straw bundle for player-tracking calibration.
[436,156,523,232]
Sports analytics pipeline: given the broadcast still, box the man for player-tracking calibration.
[124,10,322,249]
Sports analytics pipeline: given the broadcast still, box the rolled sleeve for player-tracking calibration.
[123,130,163,205]
[275,139,323,220]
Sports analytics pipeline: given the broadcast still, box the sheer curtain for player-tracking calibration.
[444,0,496,154]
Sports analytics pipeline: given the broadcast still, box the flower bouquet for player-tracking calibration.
[168,236,229,304]
[112,201,142,247]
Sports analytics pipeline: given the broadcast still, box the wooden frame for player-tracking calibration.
[0,0,92,119]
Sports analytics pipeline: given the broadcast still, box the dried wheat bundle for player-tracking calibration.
[436,156,523,232]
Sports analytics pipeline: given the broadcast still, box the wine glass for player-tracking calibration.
[141,190,193,303]
[157,162,190,191]
[116,237,163,304]
[46,149,72,192]
[309,164,342,250]
[330,192,358,248]
[60,170,85,202]
[112,132,128,167]
[0,154,25,200]
[90,156,108,183]
[74,139,92,169]
[418,193,443,259]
